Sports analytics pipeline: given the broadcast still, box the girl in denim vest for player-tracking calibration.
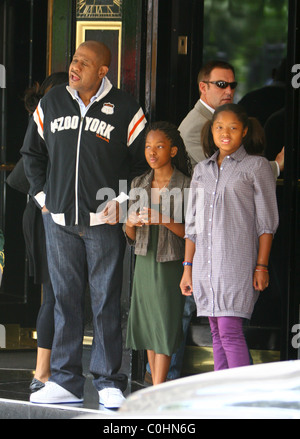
[125,121,192,385]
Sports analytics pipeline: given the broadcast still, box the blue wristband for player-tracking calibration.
[182,261,192,266]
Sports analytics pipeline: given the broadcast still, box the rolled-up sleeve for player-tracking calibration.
[253,158,279,237]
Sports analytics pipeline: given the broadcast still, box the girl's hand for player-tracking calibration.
[127,211,144,228]
[253,270,269,291]
[139,207,162,225]
[100,200,121,225]
[180,270,193,296]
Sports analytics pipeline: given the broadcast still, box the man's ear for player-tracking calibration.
[199,81,207,96]
[99,65,109,79]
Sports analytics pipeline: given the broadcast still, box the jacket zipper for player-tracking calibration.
[67,80,112,225]
[75,116,84,225]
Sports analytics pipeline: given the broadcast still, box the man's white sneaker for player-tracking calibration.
[29,381,83,404]
[98,388,125,409]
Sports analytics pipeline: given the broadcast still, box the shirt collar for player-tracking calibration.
[200,99,215,114]
[208,145,247,163]
[74,79,105,107]
[139,166,185,190]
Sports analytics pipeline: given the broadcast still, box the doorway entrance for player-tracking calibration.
[0,0,48,348]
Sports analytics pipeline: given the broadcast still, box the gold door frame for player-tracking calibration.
[76,21,122,88]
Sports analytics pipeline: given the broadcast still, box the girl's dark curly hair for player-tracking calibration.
[24,72,68,114]
[202,103,266,158]
[145,121,192,177]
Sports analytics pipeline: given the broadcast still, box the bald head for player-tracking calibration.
[69,40,111,105]
[78,40,111,68]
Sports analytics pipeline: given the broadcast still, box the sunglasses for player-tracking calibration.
[202,80,238,90]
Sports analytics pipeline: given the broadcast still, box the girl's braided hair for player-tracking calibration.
[145,121,192,177]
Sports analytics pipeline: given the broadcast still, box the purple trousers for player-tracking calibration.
[208,316,251,370]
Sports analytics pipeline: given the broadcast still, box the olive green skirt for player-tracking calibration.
[126,226,184,356]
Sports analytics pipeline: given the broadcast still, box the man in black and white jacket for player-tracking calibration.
[22,40,147,408]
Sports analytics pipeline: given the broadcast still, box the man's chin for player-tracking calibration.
[221,99,233,105]
[69,80,81,91]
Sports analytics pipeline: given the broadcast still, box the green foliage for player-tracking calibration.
[203,0,288,97]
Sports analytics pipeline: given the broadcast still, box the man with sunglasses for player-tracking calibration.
[179,60,283,177]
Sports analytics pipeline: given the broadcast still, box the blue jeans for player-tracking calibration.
[146,294,196,380]
[42,213,127,398]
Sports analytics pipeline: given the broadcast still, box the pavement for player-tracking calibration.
[0,347,146,419]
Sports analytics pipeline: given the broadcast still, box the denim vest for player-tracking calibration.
[124,167,191,262]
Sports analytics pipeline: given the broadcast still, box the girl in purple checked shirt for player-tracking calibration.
[180,103,279,370]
